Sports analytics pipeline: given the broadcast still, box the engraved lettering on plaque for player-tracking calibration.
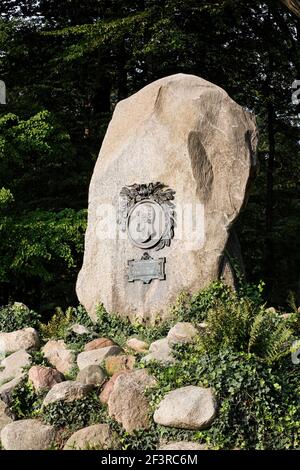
[128,253,165,284]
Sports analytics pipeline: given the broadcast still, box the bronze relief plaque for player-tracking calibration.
[118,182,175,283]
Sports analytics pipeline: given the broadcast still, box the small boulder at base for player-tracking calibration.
[84,338,115,351]
[28,366,64,392]
[63,424,119,450]
[99,371,129,404]
[70,324,91,335]
[0,399,13,432]
[108,369,156,433]
[77,346,123,370]
[0,377,24,405]
[126,338,149,353]
[42,340,75,375]
[143,338,175,365]
[0,328,39,355]
[0,350,31,403]
[154,386,217,429]
[167,322,199,345]
[76,365,107,387]
[105,355,135,376]
[159,441,207,450]
[43,381,92,407]
[1,419,56,450]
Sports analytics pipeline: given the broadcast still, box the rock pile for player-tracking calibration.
[0,321,217,450]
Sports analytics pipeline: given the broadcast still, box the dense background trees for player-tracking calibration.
[0,0,299,314]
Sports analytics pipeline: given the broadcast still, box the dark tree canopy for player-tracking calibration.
[0,0,299,313]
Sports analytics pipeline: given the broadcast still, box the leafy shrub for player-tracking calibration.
[40,304,95,346]
[0,302,40,332]
[96,304,170,345]
[40,307,74,340]
[146,344,300,450]
[10,379,44,419]
[202,297,293,363]
[188,282,234,322]
[42,393,105,429]
[169,282,234,324]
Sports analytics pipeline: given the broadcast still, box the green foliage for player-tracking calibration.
[42,392,105,429]
[40,307,74,340]
[202,297,293,364]
[0,0,299,310]
[3,281,299,450]
[0,108,87,311]
[0,302,40,332]
[40,305,91,339]
[0,208,87,309]
[0,187,14,209]
[40,304,96,351]
[10,379,44,419]
[172,282,234,323]
[146,344,300,450]
[96,303,171,345]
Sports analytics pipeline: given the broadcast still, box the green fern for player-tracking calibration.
[202,296,293,364]
[249,311,293,363]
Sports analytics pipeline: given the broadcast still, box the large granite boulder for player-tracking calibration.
[63,424,119,450]
[43,381,92,406]
[0,399,13,432]
[143,338,175,365]
[0,328,39,355]
[0,350,31,404]
[154,385,217,429]
[1,419,56,450]
[159,441,207,450]
[77,346,123,370]
[76,365,107,387]
[167,322,199,345]
[42,340,75,375]
[77,73,257,322]
[107,369,156,433]
[84,337,115,351]
[28,366,64,392]
[99,371,129,404]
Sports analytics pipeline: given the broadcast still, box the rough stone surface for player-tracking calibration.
[76,365,107,387]
[84,338,115,351]
[43,381,92,406]
[220,229,245,289]
[105,355,135,376]
[126,338,149,353]
[108,370,156,432]
[0,377,24,405]
[99,371,129,404]
[167,322,199,345]
[77,346,122,370]
[1,419,56,450]
[76,73,257,322]
[63,424,119,450]
[159,441,207,450]
[0,328,39,355]
[28,366,64,391]
[154,386,217,429]
[198,322,208,333]
[42,340,75,374]
[70,324,90,335]
[143,338,175,365]
[0,399,13,432]
[0,350,31,403]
